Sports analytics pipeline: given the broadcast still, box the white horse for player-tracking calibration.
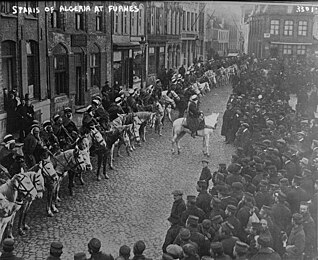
[171,113,219,156]
[195,81,211,96]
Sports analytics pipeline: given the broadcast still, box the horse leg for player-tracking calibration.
[167,108,172,123]
[21,201,32,232]
[175,132,186,154]
[109,144,115,170]
[68,171,75,196]
[6,211,17,239]
[97,152,102,181]
[78,170,85,185]
[103,153,109,179]
[51,182,59,213]
[18,203,27,235]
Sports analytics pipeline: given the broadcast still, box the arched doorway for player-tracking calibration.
[52,43,68,96]
[72,46,86,105]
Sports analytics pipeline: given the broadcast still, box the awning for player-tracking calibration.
[113,42,140,50]
[271,42,312,45]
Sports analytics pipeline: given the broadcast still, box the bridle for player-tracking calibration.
[90,128,106,148]
[12,174,36,201]
[53,149,85,174]
[38,160,58,186]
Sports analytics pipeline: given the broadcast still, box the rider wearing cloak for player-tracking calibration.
[187,95,201,138]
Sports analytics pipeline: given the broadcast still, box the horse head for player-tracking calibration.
[69,148,86,173]
[89,126,107,149]
[0,193,13,218]
[24,169,46,200]
[76,144,93,172]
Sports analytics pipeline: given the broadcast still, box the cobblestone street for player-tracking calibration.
[13,84,235,260]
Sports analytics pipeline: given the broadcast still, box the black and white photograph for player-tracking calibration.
[0,1,317,259]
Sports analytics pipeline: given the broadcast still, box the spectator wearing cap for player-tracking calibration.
[63,107,79,142]
[198,219,214,241]
[233,241,249,260]
[46,241,63,260]
[250,235,281,260]
[217,221,239,259]
[231,182,244,202]
[300,169,314,197]
[284,154,301,183]
[185,215,210,257]
[199,159,212,187]
[40,120,60,154]
[236,192,255,230]
[74,252,87,260]
[279,177,291,195]
[272,190,292,233]
[299,201,316,259]
[132,241,152,260]
[225,163,242,187]
[173,228,198,251]
[162,215,182,253]
[207,197,225,220]
[178,65,185,78]
[210,172,226,197]
[182,243,200,260]
[286,175,310,214]
[186,94,201,138]
[254,181,271,210]
[162,244,183,260]
[0,238,23,260]
[224,205,244,241]
[170,190,186,225]
[115,245,130,260]
[234,122,251,154]
[92,98,110,131]
[23,124,44,168]
[209,242,231,260]
[283,213,305,260]
[88,238,114,260]
[242,174,256,195]
[259,219,273,248]
[251,163,266,187]
[196,180,212,214]
[108,97,125,122]
[180,195,206,226]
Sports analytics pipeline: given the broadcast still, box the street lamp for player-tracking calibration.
[139,36,146,89]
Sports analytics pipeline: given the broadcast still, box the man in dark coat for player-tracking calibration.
[178,65,186,78]
[195,180,212,215]
[108,97,125,122]
[224,205,244,241]
[250,235,281,260]
[52,114,72,150]
[217,222,239,259]
[16,97,33,142]
[225,163,242,186]
[0,134,20,177]
[63,107,78,142]
[23,125,44,168]
[92,98,110,130]
[271,191,291,233]
[283,213,305,260]
[126,89,138,113]
[162,216,182,253]
[199,159,212,187]
[6,91,18,134]
[186,95,201,138]
[87,238,114,260]
[221,103,235,143]
[40,120,60,154]
[180,195,206,225]
[170,190,186,224]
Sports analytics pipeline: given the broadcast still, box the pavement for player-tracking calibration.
[12,84,236,260]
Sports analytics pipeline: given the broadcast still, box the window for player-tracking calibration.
[53,44,68,95]
[1,41,17,92]
[25,1,38,17]
[297,45,306,55]
[195,14,197,31]
[298,21,307,36]
[191,13,194,31]
[26,41,39,99]
[183,11,186,30]
[75,13,84,30]
[138,9,143,35]
[283,45,292,55]
[270,20,279,35]
[0,2,16,14]
[114,12,119,33]
[123,11,128,34]
[187,12,190,31]
[96,14,102,31]
[131,11,136,35]
[51,10,64,29]
[284,20,293,36]
[90,52,100,88]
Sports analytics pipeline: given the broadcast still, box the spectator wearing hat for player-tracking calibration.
[250,235,281,260]
[209,242,231,260]
[180,196,206,226]
[108,97,125,122]
[217,222,239,259]
[186,94,201,138]
[162,244,183,260]
[6,90,18,134]
[115,245,130,260]
[46,241,63,260]
[225,163,242,187]
[286,175,310,214]
[162,215,182,253]
[199,159,212,187]
[235,123,251,155]
[272,191,291,233]
[173,228,198,251]
[196,180,212,214]
[92,98,110,131]
[283,213,305,260]
[236,192,255,231]
[252,163,266,187]
[224,205,244,241]
[233,241,249,260]
[74,252,87,260]
[178,65,185,78]
[299,201,316,259]
[284,154,301,183]
[132,240,152,260]
[242,174,256,195]
[63,107,79,142]
[23,125,44,168]
[40,120,59,154]
[0,238,23,260]
[88,238,114,260]
[170,190,186,225]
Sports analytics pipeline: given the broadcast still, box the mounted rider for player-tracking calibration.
[40,120,60,154]
[108,97,125,121]
[126,89,138,112]
[82,105,98,133]
[52,114,73,150]
[92,98,110,131]
[186,95,204,138]
[63,107,79,143]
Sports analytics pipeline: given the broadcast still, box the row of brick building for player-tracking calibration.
[0,1,240,137]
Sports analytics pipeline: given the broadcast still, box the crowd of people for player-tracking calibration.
[1,53,317,260]
[161,55,318,260]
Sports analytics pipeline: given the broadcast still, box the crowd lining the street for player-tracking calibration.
[0,53,318,259]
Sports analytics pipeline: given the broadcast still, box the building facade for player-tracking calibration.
[248,5,317,59]
[212,18,229,57]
